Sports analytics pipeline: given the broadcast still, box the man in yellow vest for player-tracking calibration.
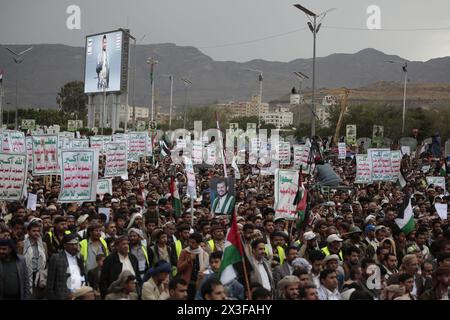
[206,225,225,254]
[321,234,344,261]
[79,223,109,273]
[43,216,71,257]
[172,223,191,261]
[268,231,287,266]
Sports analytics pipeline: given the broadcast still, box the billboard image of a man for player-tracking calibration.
[211,178,235,215]
[96,35,110,90]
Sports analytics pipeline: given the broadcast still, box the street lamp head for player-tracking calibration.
[307,22,314,32]
[293,4,317,17]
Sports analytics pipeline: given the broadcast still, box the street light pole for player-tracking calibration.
[293,4,334,137]
[147,57,158,123]
[402,62,408,136]
[245,68,263,128]
[181,78,192,130]
[386,60,408,136]
[5,47,33,130]
[161,74,174,130]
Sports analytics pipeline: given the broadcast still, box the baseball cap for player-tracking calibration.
[327,234,343,243]
[365,224,376,234]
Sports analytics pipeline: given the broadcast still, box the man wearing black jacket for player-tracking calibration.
[100,236,140,298]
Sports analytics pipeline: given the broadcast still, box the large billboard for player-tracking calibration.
[84,30,129,94]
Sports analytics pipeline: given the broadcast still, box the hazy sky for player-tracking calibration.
[1,0,450,62]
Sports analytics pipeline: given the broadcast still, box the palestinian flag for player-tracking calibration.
[220,212,244,285]
[170,176,182,217]
[293,167,307,222]
[395,193,415,235]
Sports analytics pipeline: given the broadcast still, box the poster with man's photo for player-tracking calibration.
[210,177,236,215]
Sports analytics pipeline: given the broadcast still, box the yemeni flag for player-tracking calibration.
[395,193,415,235]
[293,166,308,222]
[170,176,182,217]
[220,212,244,285]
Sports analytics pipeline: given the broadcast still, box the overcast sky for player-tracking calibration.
[1,0,450,62]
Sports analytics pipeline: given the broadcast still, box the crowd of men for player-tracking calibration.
[0,135,449,300]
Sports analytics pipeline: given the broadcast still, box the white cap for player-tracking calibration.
[364,215,376,224]
[303,231,316,241]
[327,234,343,243]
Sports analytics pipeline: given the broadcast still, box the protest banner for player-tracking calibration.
[192,140,203,164]
[279,142,291,165]
[293,145,311,172]
[206,145,216,165]
[435,203,448,221]
[355,154,372,184]
[27,193,37,211]
[346,125,357,146]
[90,135,112,154]
[127,132,148,162]
[104,142,128,179]
[184,156,197,199]
[9,131,26,153]
[368,148,391,181]
[274,169,299,220]
[71,139,89,148]
[426,176,446,191]
[32,135,59,175]
[338,142,346,160]
[26,136,33,170]
[0,153,28,200]
[1,132,11,152]
[21,119,36,130]
[97,178,113,201]
[401,145,411,156]
[59,149,99,203]
[390,150,402,182]
[249,138,260,165]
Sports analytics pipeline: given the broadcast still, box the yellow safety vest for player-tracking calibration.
[47,230,71,245]
[207,239,215,252]
[321,246,343,260]
[141,245,149,266]
[80,238,109,264]
[175,240,182,259]
[264,245,286,265]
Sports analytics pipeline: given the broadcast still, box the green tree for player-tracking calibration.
[56,81,87,118]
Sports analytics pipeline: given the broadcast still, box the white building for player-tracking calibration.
[261,106,293,129]
[119,105,150,122]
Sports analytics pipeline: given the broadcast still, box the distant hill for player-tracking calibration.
[1,44,450,111]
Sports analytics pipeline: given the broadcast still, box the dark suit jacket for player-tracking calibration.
[46,251,86,300]
[0,255,30,300]
[99,252,140,298]
[148,244,177,268]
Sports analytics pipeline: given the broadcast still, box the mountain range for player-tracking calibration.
[1,43,450,110]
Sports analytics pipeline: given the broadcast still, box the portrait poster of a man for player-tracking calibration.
[210,177,235,215]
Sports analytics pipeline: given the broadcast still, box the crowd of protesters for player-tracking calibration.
[0,134,449,300]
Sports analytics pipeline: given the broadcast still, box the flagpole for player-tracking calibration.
[215,111,228,177]
[232,210,252,300]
